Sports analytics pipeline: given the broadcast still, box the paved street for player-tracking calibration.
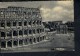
[1,32,74,53]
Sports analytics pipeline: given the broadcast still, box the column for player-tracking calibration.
[5,20,6,28]
[16,20,18,28]
[35,28,37,34]
[39,29,40,34]
[6,41,7,48]
[22,20,24,37]
[12,40,13,48]
[5,31,7,39]
[27,20,28,27]
[0,31,1,41]
[34,20,36,27]
[22,29,24,37]
[11,21,13,28]
[12,30,13,38]
[18,30,19,38]
[39,37,40,42]
[11,21,13,27]
[36,38,37,43]
[27,38,29,44]
[66,26,67,33]
[0,21,1,27]
[31,37,33,44]
[31,38,33,44]
[23,39,25,46]
[0,38,1,48]
[31,20,32,27]
[18,39,19,47]
[27,29,29,36]
[5,20,6,39]
[32,29,34,44]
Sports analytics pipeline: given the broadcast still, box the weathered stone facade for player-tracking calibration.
[0,6,46,49]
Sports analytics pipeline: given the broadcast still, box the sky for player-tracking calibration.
[0,1,74,22]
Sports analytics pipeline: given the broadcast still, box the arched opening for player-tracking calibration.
[19,30,23,35]
[40,37,42,41]
[29,21,31,25]
[40,21,41,25]
[13,40,18,46]
[19,39,23,46]
[24,21,27,26]
[40,29,42,33]
[18,21,22,26]
[7,31,12,37]
[33,38,36,43]
[1,21,5,27]
[37,37,39,42]
[1,32,5,37]
[13,21,16,26]
[7,21,11,27]
[37,29,39,33]
[7,40,12,47]
[29,30,32,34]
[13,30,18,36]
[33,29,35,34]
[1,41,6,48]
[29,38,32,44]
[24,30,28,35]
[24,39,28,45]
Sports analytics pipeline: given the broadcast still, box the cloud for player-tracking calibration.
[57,1,73,7]
[0,1,74,22]
[52,6,63,14]
[40,8,51,14]
[40,1,74,22]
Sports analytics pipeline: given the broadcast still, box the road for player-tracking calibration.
[1,32,75,53]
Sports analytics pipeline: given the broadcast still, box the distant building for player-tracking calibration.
[43,21,62,32]
[0,6,46,49]
[65,21,74,32]
[56,24,68,34]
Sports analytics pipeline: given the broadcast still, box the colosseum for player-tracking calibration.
[0,6,47,50]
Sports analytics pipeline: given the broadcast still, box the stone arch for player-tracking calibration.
[29,38,32,44]
[18,21,22,26]
[1,32,5,37]
[40,37,42,41]
[13,30,18,36]
[13,21,16,26]
[29,21,31,25]
[29,29,32,34]
[7,40,12,47]
[19,30,23,35]
[33,38,36,43]
[24,21,27,26]
[19,39,23,46]
[13,40,18,46]
[1,41,6,48]
[33,29,35,34]
[7,21,11,27]
[24,39,28,45]
[24,29,28,35]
